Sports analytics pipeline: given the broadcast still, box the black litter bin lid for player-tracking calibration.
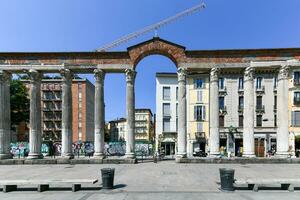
[219,168,234,172]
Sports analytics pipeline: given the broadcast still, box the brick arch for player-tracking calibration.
[127,37,186,68]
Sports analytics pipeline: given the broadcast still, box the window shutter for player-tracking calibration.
[291,111,295,127]
[202,106,206,120]
[194,106,197,121]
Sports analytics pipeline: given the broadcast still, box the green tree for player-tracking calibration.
[10,79,30,129]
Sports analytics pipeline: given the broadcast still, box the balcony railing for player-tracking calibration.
[219,86,227,96]
[256,105,265,113]
[256,85,265,94]
[294,79,300,86]
[219,106,227,115]
[238,105,244,113]
[273,105,277,112]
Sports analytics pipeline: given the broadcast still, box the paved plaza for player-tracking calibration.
[0,161,300,199]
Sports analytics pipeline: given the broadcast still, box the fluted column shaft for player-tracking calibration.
[125,69,136,158]
[176,67,187,158]
[93,69,105,158]
[27,70,43,159]
[0,71,12,160]
[60,69,74,158]
[276,65,290,157]
[243,67,255,157]
[209,68,220,156]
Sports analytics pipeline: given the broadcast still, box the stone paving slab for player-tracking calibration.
[0,161,299,199]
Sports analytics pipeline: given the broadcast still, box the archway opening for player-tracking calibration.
[135,54,177,158]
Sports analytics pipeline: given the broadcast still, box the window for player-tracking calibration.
[291,111,300,127]
[197,122,203,132]
[176,118,178,132]
[256,96,263,109]
[294,72,300,85]
[219,116,224,127]
[163,87,171,100]
[274,115,277,127]
[256,77,262,89]
[256,115,262,127]
[194,78,204,89]
[239,115,243,127]
[163,103,171,117]
[176,87,178,101]
[163,118,170,132]
[274,76,278,89]
[197,91,203,102]
[238,77,244,90]
[176,103,178,117]
[239,96,244,109]
[219,97,225,110]
[294,92,300,105]
[218,78,224,89]
[194,105,206,121]
[274,96,277,110]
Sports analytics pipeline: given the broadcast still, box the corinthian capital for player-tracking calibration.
[125,69,136,83]
[177,67,187,82]
[210,68,220,82]
[0,70,11,83]
[60,69,74,83]
[94,69,105,84]
[244,67,255,81]
[278,65,290,80]
[27,69,42,83]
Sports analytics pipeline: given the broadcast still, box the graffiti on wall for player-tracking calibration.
[10,141,153,157]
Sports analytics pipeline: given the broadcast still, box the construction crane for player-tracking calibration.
[96,2,206,52]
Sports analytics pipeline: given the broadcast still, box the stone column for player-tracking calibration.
[60,69,74,158]
[209,68,220,157]
[93,69,105,158]
[125,69,136,159]
[276,65,290,157]
[0,71,12,160]
[243,67,255,157]
[176,67,187,158]
[27,69,43,159]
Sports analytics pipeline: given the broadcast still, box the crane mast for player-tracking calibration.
[96,2,206,52]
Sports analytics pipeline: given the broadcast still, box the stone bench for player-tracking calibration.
[235,178,300,192]
[0,179,98,192]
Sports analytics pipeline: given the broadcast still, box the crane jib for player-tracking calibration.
[96,2,206,52]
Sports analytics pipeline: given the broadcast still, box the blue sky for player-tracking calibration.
[1,0,300,121]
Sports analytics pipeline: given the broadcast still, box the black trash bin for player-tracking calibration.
[219,168,235,191]
[101,168,115,189]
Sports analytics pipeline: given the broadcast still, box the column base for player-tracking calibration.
[61,153,74,159]
[275,152,290,158]
[124,153,135,159]
[92,153,105,159]
[242,152,256,158]
[0,154,13,160]
[27,153,43,159]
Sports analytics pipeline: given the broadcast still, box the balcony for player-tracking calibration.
[256,86,265,95]
[195,132,206,142]
[256,105,265,113]
[238,105,244,113]
[238,88,244,95]
[219,86,227,96]
[219,106,227,115]
[294,79,300,86]
[273,105,277,112]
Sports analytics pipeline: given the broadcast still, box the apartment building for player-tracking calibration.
[21,78,95,142]
[156,70,293,157]
[109,109,154,143]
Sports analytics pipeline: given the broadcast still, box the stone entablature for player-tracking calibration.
[1,37,300,160]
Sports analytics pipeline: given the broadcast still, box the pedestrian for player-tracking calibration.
[52,144,56,159]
